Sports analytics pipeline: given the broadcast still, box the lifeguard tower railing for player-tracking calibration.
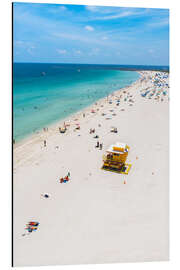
[103,154,124,166]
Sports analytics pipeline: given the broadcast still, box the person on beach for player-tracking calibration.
[65,175,69,181]
[83,113,85,118]
[68,172,70,177]
[60,177,64,183]
[96,141,99,148]
[44,140,46,147]
[41,193,49,198]
[100,143,103,150]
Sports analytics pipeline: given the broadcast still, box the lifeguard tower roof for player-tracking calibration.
[107,142,128,154]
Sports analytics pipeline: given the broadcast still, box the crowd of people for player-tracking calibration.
[140,72,169,101]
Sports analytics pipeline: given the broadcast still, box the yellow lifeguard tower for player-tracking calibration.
[102,142,131,174]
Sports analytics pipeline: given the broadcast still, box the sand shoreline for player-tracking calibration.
[13,71,141,150]
[13,70,169,266]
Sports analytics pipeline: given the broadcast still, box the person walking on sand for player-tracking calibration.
[44,140,46,147]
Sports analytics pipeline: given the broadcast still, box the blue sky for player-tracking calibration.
[13,2,169,65]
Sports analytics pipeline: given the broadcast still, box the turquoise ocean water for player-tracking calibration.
[13,63,140,142]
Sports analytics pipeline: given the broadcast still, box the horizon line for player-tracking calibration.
[13,62,169,67]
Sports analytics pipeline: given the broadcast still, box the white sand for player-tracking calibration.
[13,71,169,266]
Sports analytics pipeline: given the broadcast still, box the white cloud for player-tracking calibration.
[59,6,67,11]
[148,49,154,54]
[15,40,33,47]
[94,11,136,21]
[53,32,94,44]
[102,36,108,40]
[148,19,169,28]
[49,5,67,14]
[89,9,149,21]
[27,46,35,55]
[14,41,36,54]
[85,6,98,12]
[85,5,124,14]
[75,50,82,54]
[15,40,24,46]
[53,32,112,47]
[85,25,94,31]
[89,48,100,56]
[57,49,67,54]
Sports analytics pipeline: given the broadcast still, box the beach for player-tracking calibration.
[13,70,169,266]
[13,63,139,142]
